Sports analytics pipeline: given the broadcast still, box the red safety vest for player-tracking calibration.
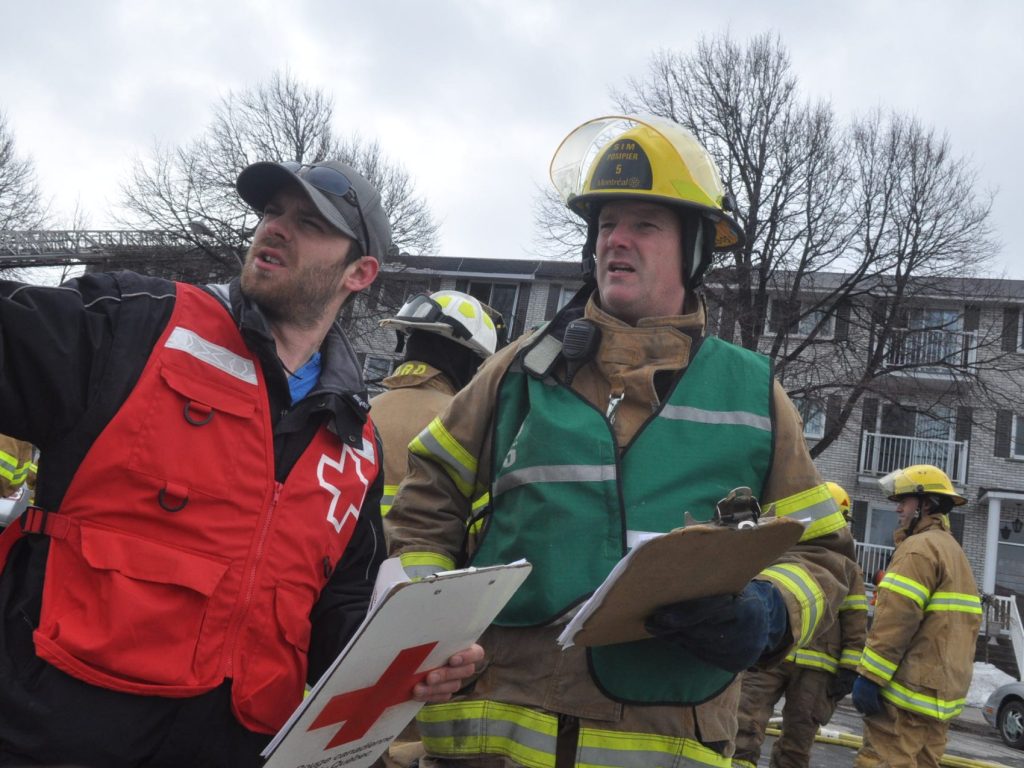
[0,283,378,733]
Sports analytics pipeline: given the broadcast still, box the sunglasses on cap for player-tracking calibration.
[280,162,372,255]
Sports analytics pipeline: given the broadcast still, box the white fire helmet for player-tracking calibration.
[380,291,498,358]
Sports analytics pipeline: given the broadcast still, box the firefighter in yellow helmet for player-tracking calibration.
[854,465,981,768]
[734,481,868,768]
[386,115,858,768]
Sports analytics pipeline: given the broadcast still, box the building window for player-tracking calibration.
[865,505,899,549]
[1013,415,1024,460]
[766,299,835,339]
[362,354,393,384]
[793,397,826,440]
[1019,310,1024,352]
[557,285,576,312]
[377,279,428,312]
[464,282,519,329]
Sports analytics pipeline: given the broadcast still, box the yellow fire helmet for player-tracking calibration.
[549,114,744,287]
[878,464,967,507]
[826,481,851,519]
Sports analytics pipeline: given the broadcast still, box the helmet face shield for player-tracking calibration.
[878,465,966,507]
[549,115,744,251]
[878,469,905,502]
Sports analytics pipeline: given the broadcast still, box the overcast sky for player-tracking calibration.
[3,1,1021,277]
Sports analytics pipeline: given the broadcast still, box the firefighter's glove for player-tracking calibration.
[853,676,884,716]
[828,667,858,701]
[644,580,789,673]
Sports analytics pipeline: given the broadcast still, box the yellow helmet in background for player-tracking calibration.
[826,481,851,519]
[878,464,966,507]
[549,115,744,287]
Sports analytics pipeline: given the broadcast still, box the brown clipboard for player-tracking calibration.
[564,517,805,647]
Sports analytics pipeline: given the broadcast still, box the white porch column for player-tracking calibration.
[984,496,1003,594]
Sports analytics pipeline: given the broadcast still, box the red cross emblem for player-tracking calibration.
[307,641,438,750]
[317,437,375,535]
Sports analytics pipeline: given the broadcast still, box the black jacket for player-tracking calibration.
[0,270,385,767]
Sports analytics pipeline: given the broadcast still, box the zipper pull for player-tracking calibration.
[606,390,624,423]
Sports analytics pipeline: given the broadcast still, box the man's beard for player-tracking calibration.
[240,245,350,329]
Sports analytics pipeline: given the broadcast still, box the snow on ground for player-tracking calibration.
[967,662,1018,707]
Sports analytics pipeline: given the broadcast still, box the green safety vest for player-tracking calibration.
[472,334,775,703]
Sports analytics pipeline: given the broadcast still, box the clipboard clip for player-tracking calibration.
[711,486,762,529]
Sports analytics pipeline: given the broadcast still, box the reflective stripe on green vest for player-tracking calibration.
[417,700,731,768]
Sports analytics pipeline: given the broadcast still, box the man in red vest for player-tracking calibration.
[0,160,481,767]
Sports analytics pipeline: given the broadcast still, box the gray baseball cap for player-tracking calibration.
[236,160,395,261]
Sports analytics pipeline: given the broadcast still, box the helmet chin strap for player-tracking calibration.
[581,224,598,282]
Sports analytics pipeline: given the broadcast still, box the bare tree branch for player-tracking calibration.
[0,110,48,232]
[118,69,440,279]
[535,31,1014,458]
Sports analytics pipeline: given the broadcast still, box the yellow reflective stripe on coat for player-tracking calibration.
[759,564,824,645]
[418,700,558,768]
[841,593,869,612]
[410,417,477,497]
[925,591,982,615]
[880,679,967,720]
[577,726,731,768]
[840,648,863,668]
[398,551,455,579]
[468,491,490,536]
[771,483,846,542]
[380,483,399,516]
[417,700,730,768]
[861,646,898,682]
[878,572,930,609]
[785,647,839,673]
[0,450,28,484]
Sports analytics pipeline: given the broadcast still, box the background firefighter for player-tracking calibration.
[733,481,868,768]
[372,290,501,523]
[853,464,982,768]
[370,289,500,768]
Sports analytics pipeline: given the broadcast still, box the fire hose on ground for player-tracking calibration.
[763,718,1010,768]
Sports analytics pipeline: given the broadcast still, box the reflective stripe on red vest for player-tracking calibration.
[26,283,378,733]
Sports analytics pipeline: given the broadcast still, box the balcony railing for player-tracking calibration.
[859,431,968,485]
[883,327,976,371]
[855,542,894,587]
